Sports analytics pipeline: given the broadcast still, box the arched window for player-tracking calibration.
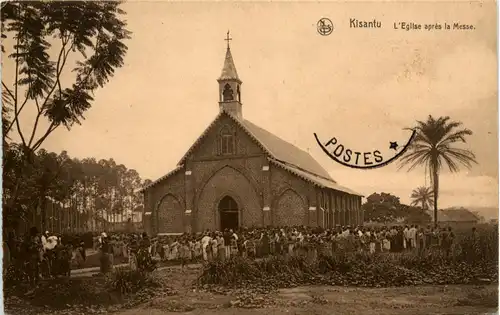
[237,85,241,102]
[223,84,234,101]
[219,126,235,155]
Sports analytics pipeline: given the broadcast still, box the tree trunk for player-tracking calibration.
[432,166,439,228]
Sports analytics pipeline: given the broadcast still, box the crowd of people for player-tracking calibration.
[3,227,82,285]
[145,224,459,266]
[4,223,470,285]
[3,226,156,285]
[97,231,156,273]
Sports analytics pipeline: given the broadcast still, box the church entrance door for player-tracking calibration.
[219,196,239,231]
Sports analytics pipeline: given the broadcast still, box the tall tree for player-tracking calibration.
[2,1,131,148]
[362,192,431,224]
[399,116,477,227]
[1,1,131,225]
[410,186,434,210]
[362,192,401,222]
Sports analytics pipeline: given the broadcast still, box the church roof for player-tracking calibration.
[170,111,361,196]
[240,119,334,182]
[268,159,362,196]
[218,47,241,82]
[141,111,362,196]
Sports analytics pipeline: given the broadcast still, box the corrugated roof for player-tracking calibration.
[218,47,240,82]
[241,119,335,183]
[269,159,363,196]
[430,208,479,222]
[177,111,337,184]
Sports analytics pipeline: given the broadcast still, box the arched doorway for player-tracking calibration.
[219,196,239,231]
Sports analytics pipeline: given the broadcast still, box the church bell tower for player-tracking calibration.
[218,31,243,119]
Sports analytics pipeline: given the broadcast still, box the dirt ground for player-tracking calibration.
[113,285,498,315]
[96,266,500,315]
[6,265,498,315]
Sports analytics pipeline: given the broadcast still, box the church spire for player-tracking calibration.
[218,31,241,83]
[217,31,243,119]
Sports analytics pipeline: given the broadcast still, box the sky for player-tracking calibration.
[3,1,498,214]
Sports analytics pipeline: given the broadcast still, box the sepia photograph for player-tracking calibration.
[1,1,498,314]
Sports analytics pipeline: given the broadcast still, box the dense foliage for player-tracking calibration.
[109,268,159,295]
[362,192,432,224]
[2,1,132,231]
[4,270,176,313]
[3,144,149,232]
[2,1,131,146]
[198,226,498,292]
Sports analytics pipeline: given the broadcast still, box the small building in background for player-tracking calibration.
[431,207,479,228]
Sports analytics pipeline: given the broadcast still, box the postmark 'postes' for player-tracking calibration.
[317,18,334,36]
[314,130,416,170]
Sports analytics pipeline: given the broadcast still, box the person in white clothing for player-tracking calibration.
[41,231,49,251]
[409,225,417,249]
[46,235,58,250]
[403,226,410,249]
[230,230,238,256]
[44,234,58,277]
[297,232,304,242]
[201,232,212,261]
[343,227,351,237]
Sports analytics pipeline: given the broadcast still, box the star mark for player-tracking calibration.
[389,141,398,151]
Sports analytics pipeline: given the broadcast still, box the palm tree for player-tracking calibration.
[399,116,477,227]
[410,186,434,210]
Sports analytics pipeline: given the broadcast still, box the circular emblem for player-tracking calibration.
[317,18,333,36]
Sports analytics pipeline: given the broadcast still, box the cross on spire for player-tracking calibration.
[224,30,232,49]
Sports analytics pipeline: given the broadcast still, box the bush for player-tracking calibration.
[4,263,28,288]
[136,248,158,272]
[5,268,166,313]
[4,277,116,309]
[107,268,160,295]
[198,249,498,290]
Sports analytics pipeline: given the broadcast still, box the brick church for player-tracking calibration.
[140,36,364,234]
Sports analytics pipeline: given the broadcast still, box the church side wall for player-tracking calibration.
[146,170,186,235]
